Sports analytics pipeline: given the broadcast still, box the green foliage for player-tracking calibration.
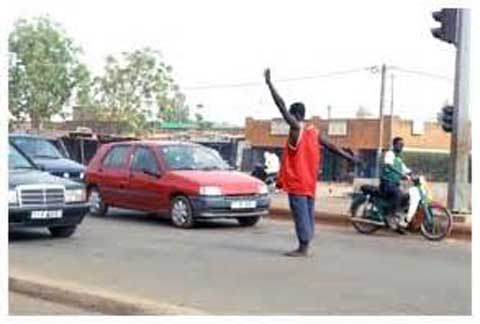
[403,151,471,183]
[91,48,189,134]
[402,152,450,182]
[9,16,89,130]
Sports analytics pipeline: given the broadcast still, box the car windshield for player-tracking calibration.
[11,137,63,159]
[159,145,230,171]
[9,144,36,170]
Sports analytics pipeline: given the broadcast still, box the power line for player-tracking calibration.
[390,66,453,81]
[183,67,370,91]
[181,65,453,91]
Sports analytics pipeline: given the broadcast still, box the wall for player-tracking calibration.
[245,116,452,152]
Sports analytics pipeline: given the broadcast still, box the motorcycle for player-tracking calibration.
[350,175,452,241]
[251,163,278,193]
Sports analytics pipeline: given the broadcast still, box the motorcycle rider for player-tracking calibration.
[380,137,412,229]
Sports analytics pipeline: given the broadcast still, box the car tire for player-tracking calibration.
[49,225,77,238]
[170,195,195,229]
[88,187,109,217]
[237,216,260,227]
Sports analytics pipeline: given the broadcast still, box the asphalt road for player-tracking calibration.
[9,209,471,315]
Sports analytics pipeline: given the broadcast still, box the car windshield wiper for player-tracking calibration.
[12,166,36,170]
[34,154,60,159]
[173,166,197,170]
[200,166,226,171]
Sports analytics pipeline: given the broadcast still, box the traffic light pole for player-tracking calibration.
[448,8,470,213]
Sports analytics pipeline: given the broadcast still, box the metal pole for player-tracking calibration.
[389,73,395,144]
[448,9,470,213]
[327,105,332,119]
[80,138,85,165]
[375,64,387,178]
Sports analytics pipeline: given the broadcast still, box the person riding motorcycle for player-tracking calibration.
[380,137,412,229]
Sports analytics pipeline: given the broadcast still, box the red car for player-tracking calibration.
[85,141,270,228]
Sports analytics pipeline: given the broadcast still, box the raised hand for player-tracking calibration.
[264,68,271,83]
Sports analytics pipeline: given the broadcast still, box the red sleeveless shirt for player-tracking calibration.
[277,124,321,198]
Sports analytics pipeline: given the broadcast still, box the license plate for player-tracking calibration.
[31,210,63,219]
[231,201,256,209]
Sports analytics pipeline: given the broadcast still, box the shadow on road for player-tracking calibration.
[89,209,247,230]
[9,229,53,242]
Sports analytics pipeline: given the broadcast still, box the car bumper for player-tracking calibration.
[9,203,90,229]
[189,194,270,219]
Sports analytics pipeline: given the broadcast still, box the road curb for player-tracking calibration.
[269,208,471,241]
[9,274,207,315]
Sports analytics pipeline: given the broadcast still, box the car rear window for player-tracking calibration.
[102,145,130,168]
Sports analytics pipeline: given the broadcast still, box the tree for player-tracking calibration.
[92,48,188,134]
[9,17,89,130]
[158,85,190,123]
[195,112,204,124]
[355,106,374,118]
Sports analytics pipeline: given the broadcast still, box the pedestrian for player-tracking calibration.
[264,68,359,257]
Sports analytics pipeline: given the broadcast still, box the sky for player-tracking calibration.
[4,0,473,126]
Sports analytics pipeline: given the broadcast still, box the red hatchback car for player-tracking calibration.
[85,141,270,228]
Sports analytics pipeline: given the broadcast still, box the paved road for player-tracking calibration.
[9,292,100,315]
[271,192,349,215]
[9,210,471,315]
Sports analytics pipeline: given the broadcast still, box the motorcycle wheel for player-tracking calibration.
[420,205,453,241]
[350,196,381,234]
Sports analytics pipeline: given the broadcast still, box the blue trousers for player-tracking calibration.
[288,194,315,245]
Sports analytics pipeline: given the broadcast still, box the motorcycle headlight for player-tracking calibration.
[63,172,70,178]
[9,190,18,205]
[79,172,85,180]
[258,184,269,195]
[199,186,222,196]
[65,188,87,203]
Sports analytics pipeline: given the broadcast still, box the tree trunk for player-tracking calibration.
[30,113,42,133]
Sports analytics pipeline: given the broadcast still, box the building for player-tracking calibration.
[244,115,462,182]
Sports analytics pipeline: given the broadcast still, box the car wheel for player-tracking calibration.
[237,216,260,227]
[170,196,195,229]
[49,225,77,238]
[88,187,108,217]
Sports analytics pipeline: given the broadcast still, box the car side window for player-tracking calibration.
[131,147,159,174]
[102,146,130,169]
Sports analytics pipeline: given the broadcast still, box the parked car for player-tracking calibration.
[85,141,271,228]
[9,134,86,182]
[9,143,89,237]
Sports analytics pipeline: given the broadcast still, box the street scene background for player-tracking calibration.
[3,0,474,317]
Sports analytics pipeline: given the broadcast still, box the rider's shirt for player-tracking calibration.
[381,150,411,185]
[277,124,320,198]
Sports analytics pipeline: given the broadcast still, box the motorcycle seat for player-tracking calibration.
[360,184,382,196]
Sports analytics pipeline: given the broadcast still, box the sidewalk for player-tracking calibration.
[269,184,471,241]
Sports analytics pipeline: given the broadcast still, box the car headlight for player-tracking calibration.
[65,188,87,203]
[199,186,222,196]
[9,190,17,205]
[258,184,269,195]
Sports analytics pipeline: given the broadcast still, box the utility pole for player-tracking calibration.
[327,105,332,119]
[389,73,395,144]
[375,63,387,178]
[449,9,470,213]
